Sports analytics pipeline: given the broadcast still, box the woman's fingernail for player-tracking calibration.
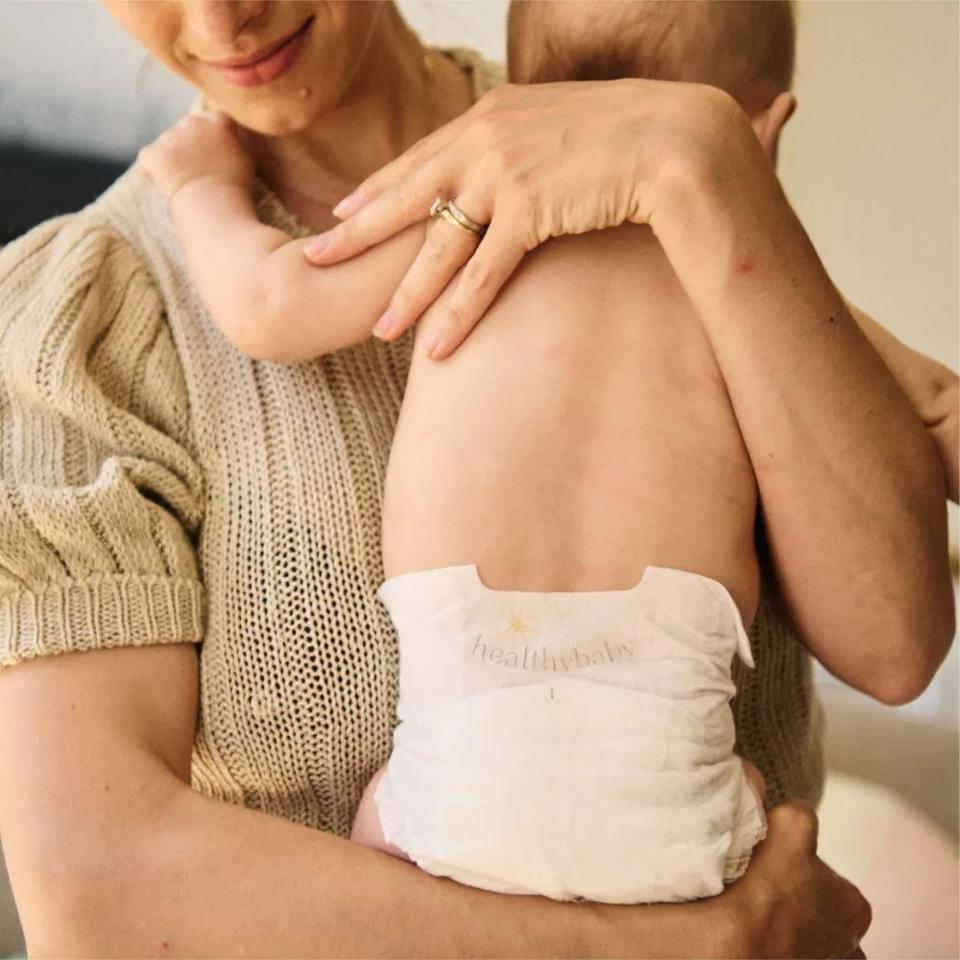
[373,309,395,340]
[332,192,358,219]
[304,234,332,259]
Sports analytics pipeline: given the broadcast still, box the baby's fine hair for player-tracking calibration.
[508,1,795,109]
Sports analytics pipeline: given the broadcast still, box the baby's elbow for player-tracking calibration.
[218,289,312,363]
[219,310,292,363]
[223,323,291,363]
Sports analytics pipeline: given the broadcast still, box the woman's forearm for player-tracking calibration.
[651,93,954,704]
[59,781,729,959]
[846,301,959,503]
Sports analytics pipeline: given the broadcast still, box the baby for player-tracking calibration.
[139,0,796,904]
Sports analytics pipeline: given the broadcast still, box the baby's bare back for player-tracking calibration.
[383,224,760,626]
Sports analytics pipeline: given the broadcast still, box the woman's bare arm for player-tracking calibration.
[846,301,959,504]
[0,645,871,959]
[653,90,954,705]
[0,645,732,959]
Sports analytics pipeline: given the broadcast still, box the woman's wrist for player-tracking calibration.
[575,892,746,960]
[634,83,758,230]
[645,93,815,331]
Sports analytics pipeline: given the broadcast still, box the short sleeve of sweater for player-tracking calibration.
[0,215,205,669]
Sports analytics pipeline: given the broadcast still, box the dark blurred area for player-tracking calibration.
[0,142,129,245]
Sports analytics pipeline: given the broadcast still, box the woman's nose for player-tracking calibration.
[183,1,268,45]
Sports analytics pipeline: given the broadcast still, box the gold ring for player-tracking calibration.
[446,198,486,233]
[430,196,486,235]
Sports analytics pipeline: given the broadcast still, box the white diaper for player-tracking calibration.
[374,563,766,904]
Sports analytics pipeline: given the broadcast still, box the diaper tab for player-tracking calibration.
[707,579,754,669]
[641,565,755,670]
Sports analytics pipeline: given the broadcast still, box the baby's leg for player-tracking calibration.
[350,766,412,861]
[740,758,767,807]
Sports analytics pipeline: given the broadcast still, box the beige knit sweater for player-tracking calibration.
[0,49,822,837]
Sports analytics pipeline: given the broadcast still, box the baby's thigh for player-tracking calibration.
[350,766,412,861]
[740,757,767,807]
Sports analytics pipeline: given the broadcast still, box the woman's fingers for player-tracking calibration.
[372,218,481,341]
[305,153,461,265]
[304,186,419,264]
[422,218,528,360]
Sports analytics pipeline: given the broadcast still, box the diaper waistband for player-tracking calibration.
[379,562,754,668]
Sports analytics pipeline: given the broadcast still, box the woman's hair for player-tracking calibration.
[508,0,795,103]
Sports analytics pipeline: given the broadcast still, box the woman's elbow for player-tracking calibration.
[19,836,178,958]
[869,611,956,706]
[11,793,185,956]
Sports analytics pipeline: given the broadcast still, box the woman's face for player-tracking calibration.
[102,0,388,135]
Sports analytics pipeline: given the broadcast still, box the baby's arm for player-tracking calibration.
[138,113,423,362]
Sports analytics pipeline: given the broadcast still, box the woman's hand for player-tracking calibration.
[684,802,871,959]
[304,79,733,358]
[138,111,255,203]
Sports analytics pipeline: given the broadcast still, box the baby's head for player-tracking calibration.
[508,0,795,125]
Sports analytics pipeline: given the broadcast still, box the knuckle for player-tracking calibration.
[463,257,493,292]
[336,221,354,246]
[424,234,450,262]
[479,144,513,181]
[503,187,536,227]
[407,132,433,164]
[512,174,539,211]
[481,83,516,112]
[474,110,509,144]
[852,890,872,932]
[845,881,873,933]
[390,286,414,316]
[392,181,412,213]
[446,304,471,331]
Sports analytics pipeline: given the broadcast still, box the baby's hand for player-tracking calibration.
[137,111,255,202]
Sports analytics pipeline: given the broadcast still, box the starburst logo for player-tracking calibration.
[501,611,537,642]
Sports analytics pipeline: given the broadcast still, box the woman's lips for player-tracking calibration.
[207,18,313,87]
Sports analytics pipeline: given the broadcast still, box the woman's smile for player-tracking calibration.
[201,14,315,86]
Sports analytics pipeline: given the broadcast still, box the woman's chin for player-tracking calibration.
[211,94,324,138]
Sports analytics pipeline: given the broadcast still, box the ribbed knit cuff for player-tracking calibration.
[0,575,204,668]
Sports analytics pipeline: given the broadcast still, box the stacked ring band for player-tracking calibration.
[430,196,487,235]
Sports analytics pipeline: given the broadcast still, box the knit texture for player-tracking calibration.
[0,48,822,835]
